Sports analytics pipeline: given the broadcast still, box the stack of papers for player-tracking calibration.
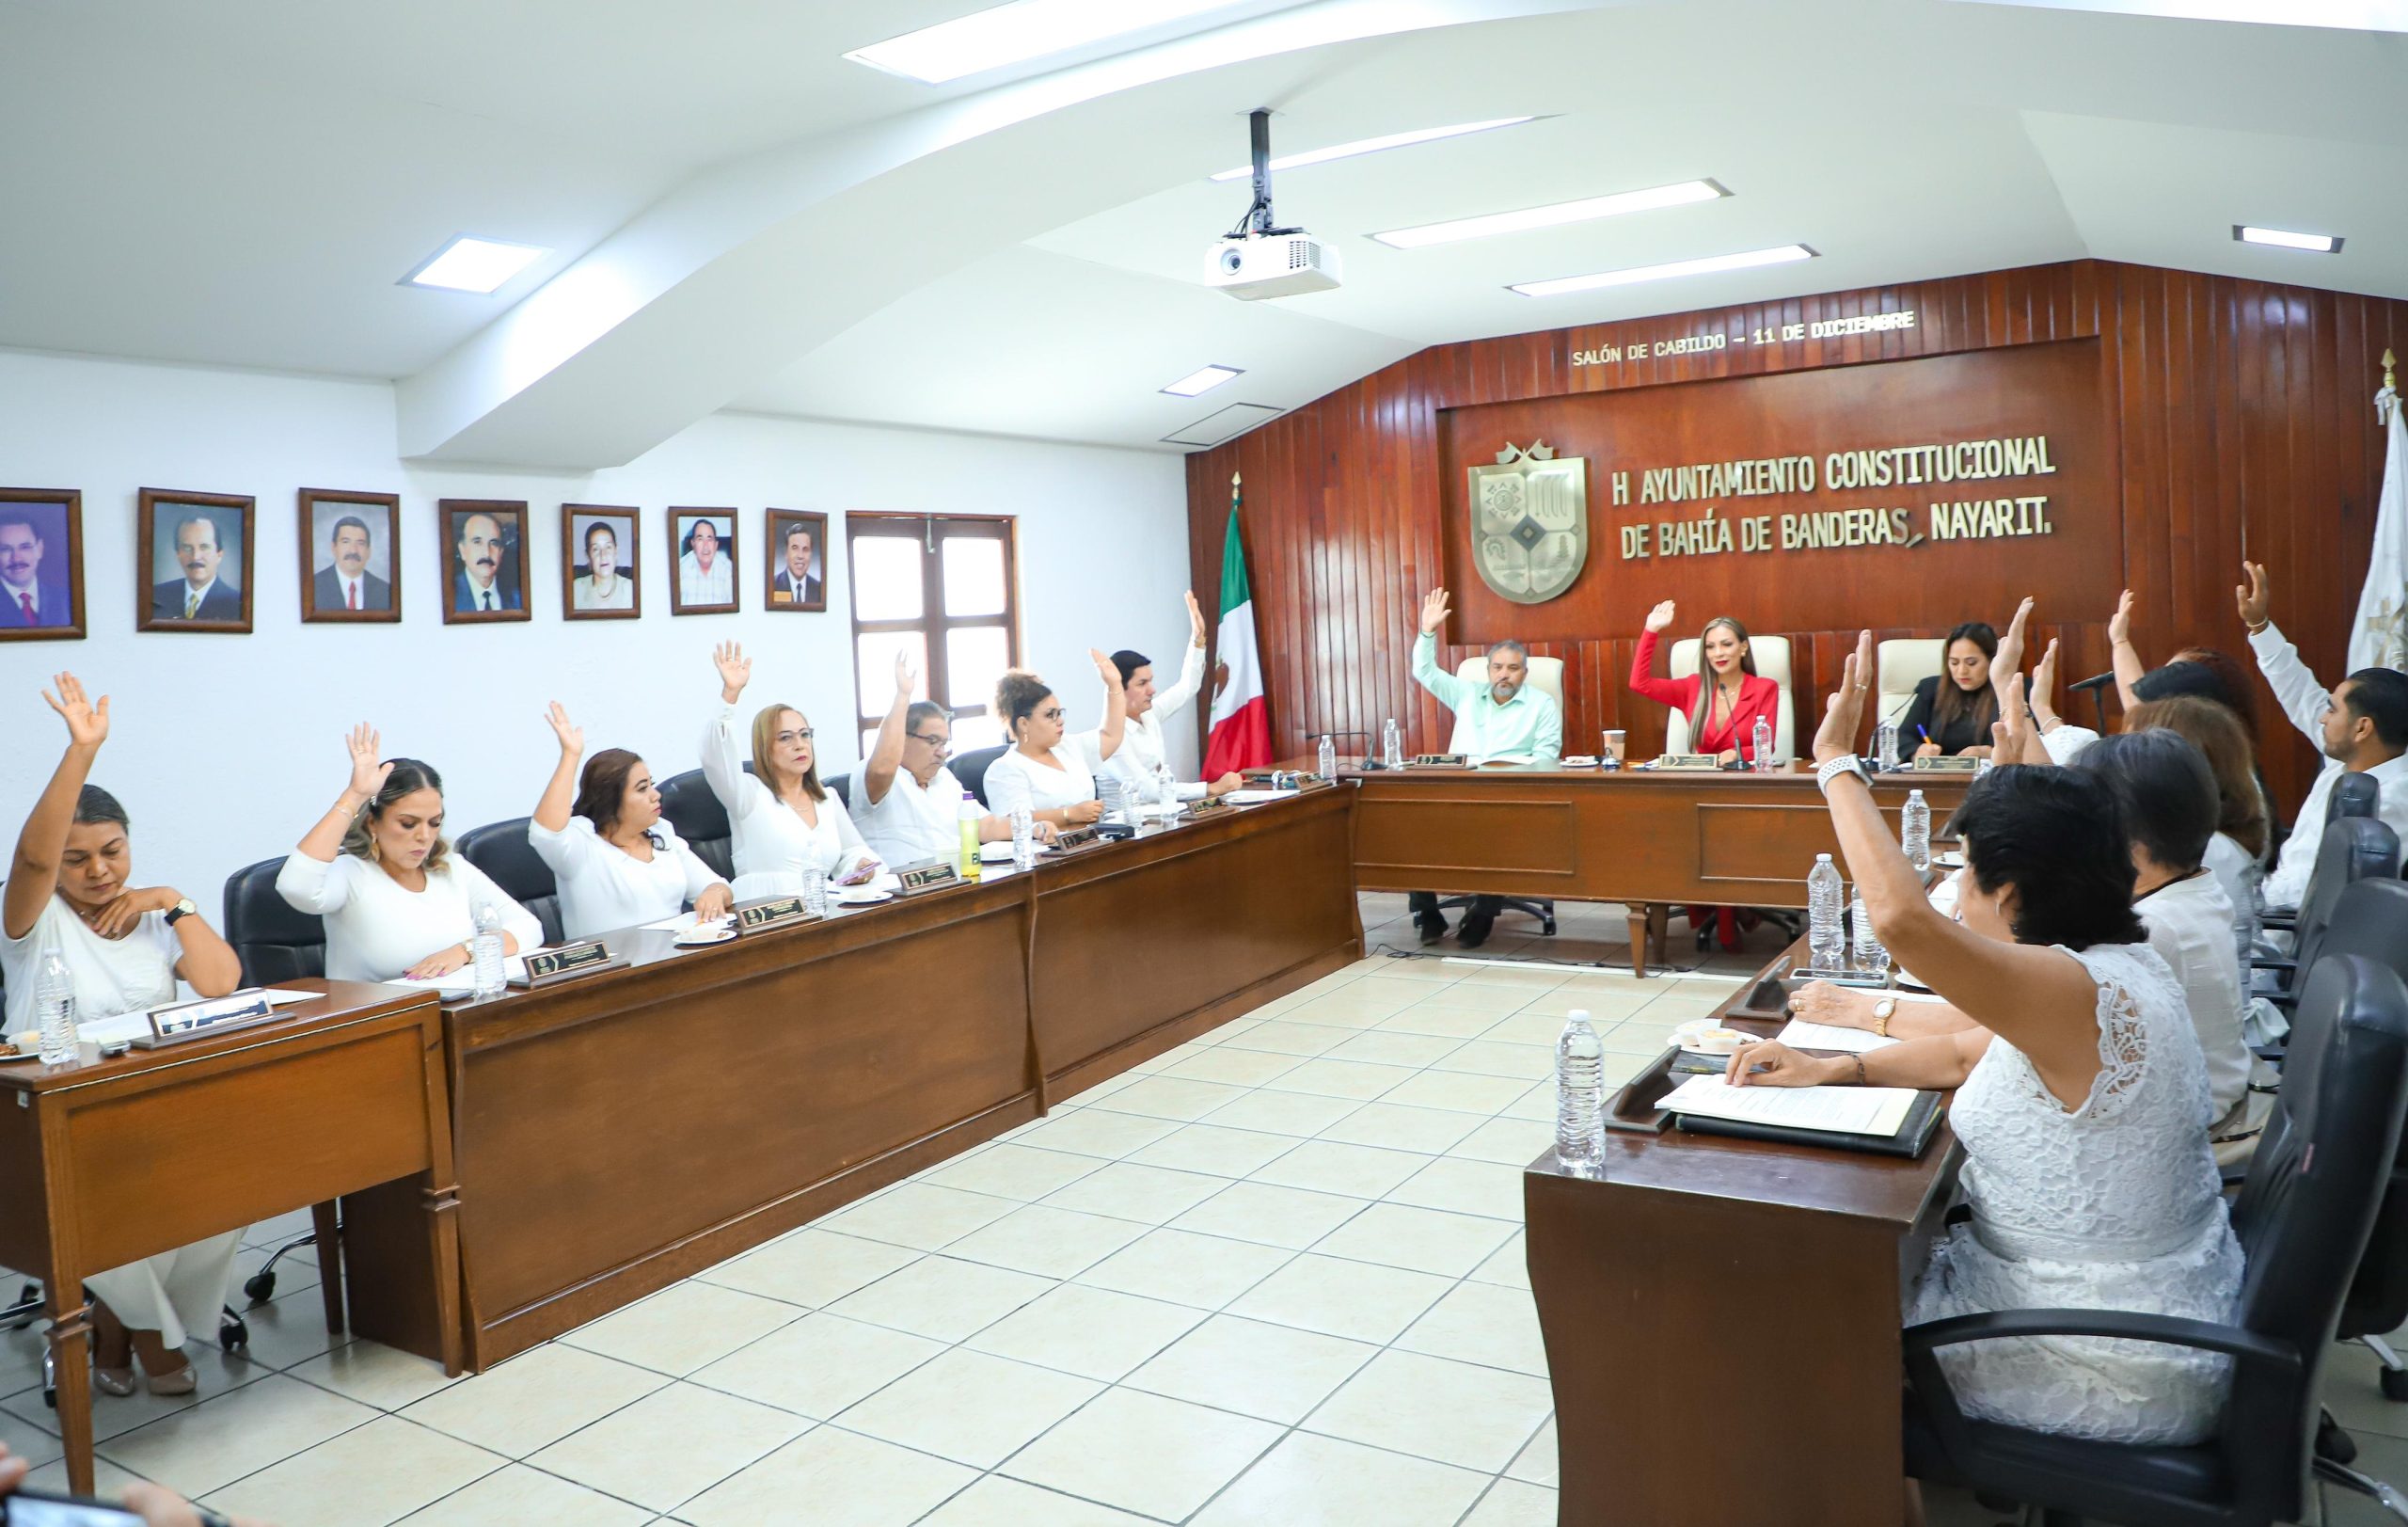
[1657,1074,1921,1137]
[393,957,530,994]
[1775,1019,1899,1054]
[1222,789,1292,805]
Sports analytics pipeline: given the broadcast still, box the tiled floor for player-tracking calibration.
[3,893,2401,1524]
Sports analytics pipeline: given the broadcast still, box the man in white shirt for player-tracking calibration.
[1405,586,1564,946]
[854,654,1053,867]
[678,517,734,607]
[2238,561,2408,909]
[1092,592,1244,807]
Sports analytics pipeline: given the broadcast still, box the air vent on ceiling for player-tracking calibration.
[1164,402,1282,449]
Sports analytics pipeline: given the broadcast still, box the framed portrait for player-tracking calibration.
[0,488,87,642]
[438,499,531,625]
[562,503,642,621]
[136,488,255,634]
[763,508,829,613]
[668,506,738,615]
[298,489,402,624]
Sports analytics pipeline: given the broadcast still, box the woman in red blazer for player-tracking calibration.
[1628,599,1782,951]
[1628,600,1781,764]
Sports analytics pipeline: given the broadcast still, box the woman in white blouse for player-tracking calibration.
[984,654,1125,828]
[528,703,732,939]
[2,674,246,1398]
[276,726,545,982]
[704,643,881,899]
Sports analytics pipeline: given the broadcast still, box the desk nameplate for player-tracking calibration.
[1409,754,1468,769]
[1653,754,1724,772]
[1910,754,1982,773]
[1052,826,1106,853]
[515,942,627,989]
[1183,796,1230,818]
[895,860,965,897]
[131,990,280,1048]
[734,896,817,934]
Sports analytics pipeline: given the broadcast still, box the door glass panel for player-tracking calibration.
[855,630,927,718]
[946,626,1012,716]
[852,535,924,621]
[941,535,1006,617]
[950,710,1006,753]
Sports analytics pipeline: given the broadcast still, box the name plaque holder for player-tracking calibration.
[514,940,626,989]
[132,989,281,1048]
[1053,825,1108,852]
[1408,754,1468,769]
[1184,796,1232,818]
[895,860,964,897]
[733,895,817,935]
[1910,755,1983,773]
[1654,754,1724,772]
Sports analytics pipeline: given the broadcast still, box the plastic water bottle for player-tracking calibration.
[800,863,829,917]
[1010,806,1037,870]
[1808,853,1846,974]
[1100,775,1132,829]
[1153,762,1176,810]
[1902,788,1932,872]
[1316,733,1338,780]
[1875,718,1900,772]
[1554,1010,1605,1176]
[1751,716,1775,771]
[1382,718,1403,769]
[1851,885,1890,978]
[1975,753,1995,779]
[469,904,506,998]
[35,948,76,1065]
[958,790,983,881]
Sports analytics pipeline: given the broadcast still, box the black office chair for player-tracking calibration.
[2336,771,2383,820]
[657,768,737,883]
[953,745,1008,809]
[826,772,850,807]
[1903,953,2408,1527]
[1434,892,1556,937]
[219,857,335,1305]
[455,818,564,946]
[2254,818,2402,1017]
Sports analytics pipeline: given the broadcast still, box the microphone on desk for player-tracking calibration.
[2066,672,2115,732]
[1317,729,1378,768]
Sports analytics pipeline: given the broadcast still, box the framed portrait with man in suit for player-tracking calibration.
[439,499,531,624]
[764,509,828,613]
[136,488,254,634]
[0,487,87,643]
[298,488,402,624]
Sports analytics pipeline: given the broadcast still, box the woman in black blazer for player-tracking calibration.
[1901,622,2001,757]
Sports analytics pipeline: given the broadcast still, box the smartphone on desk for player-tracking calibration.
[1,1489,147,1526]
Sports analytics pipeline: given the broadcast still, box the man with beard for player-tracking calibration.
[150,513,241,621]
[312,514,391,612]
[452,509,520,613]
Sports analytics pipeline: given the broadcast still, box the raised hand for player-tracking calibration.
[545,702,584,756]
[2236,561,2271,629]
[1418,588,1451,636]
[1996,672,2037,764]
[1994,596,2035,679]
[345,723,391,800]
[41,671,108,750]
[713,641,752,702]
[1091,647,1122,690]
[1643,599,1676,635]
[2029,637,2061,713]
[1813,629,1875,764]
[1185,590,1207,645]
[2108,589,2134,647]
[895,649,919,698]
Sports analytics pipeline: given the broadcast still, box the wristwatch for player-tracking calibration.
[1871,994,1897,1038]
[164,897,198,927]
[1814,755,1873,794]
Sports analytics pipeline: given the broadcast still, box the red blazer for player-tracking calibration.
[1628,628,1782,760]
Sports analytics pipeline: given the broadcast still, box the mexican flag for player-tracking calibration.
[1204,480,1272,775]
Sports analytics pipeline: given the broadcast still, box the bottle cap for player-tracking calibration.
[1567,1008,1590,1022]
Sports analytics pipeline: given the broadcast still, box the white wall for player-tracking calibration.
[0,348,1194,911]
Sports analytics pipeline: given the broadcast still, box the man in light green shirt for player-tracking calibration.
[1405,588,1563,946]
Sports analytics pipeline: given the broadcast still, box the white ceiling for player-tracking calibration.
[4,0,2403,461]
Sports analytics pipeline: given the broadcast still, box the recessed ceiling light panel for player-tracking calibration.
[1207,118,1539,182]
[1374,180,1726,249]
[2235,224,2342,253]
[401,236,550,294]
[848,0,1256,86]
[1510,244,1814,298]
[1162,364,1244,396]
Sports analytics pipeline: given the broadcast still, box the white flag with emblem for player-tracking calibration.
[2351,375,2408,672]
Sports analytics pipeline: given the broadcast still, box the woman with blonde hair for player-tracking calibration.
[703,642,880,899]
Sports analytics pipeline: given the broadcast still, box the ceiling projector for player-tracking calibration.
[1208,108,1341,301]
[1205,233,1342,300]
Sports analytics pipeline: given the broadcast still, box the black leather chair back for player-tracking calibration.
[2296,878,2408,1341]
[455,819,564,946]
[953,746,1007,808]
[222,856,326,984]
[2336,771,2382,819]
[658,768,736,883]
[2296,818,2402,977]
[826,772,851,808]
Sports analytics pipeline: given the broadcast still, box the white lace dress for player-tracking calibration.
[1908,942,2245,1444]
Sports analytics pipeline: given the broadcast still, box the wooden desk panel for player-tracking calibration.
[444,789,1360,1367]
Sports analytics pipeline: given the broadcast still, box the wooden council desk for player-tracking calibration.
[433,787,1358,1367]
[0,982,463,1495]
[1339,760,1970,976]
[1523,943,1963,1527]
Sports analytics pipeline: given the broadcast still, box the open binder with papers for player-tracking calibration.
[1656,1072,1945,1158]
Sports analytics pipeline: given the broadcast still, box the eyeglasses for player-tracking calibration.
[774,728,816,744]
[907,732,952,755]
[1036,708,1065,723]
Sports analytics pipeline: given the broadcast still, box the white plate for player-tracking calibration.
[1934,851,1966,868]
[1562,756,1600,768]
[674,925,737,947]
[0,1048,46,1063]
[836,886,895,905]
[1670,1018,1757,1057]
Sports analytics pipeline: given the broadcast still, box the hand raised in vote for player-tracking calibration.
[1091,647,1122,690]
[1206,771,1244,798]
[2108,588,2134,647]
[1186,589,1208,646]
[1642,599,1676,635]
[345,722,392,801]
[1064,800,1103,827]
[1993,596,2035,679]
[714,641,752,703]
[1788,978,1877,1031]
[2029,637,2060,717]
[404,943,472,981]
[2236,561,2272,628]
[41,670,109,750]
[1418,588,1451,635]
[1724,1039,1840,1088]
[545,701,584,757]
[693,883,734,920]
[1811,629,1875,766]
[1996,672,2036,764]
[895,649,919,698]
